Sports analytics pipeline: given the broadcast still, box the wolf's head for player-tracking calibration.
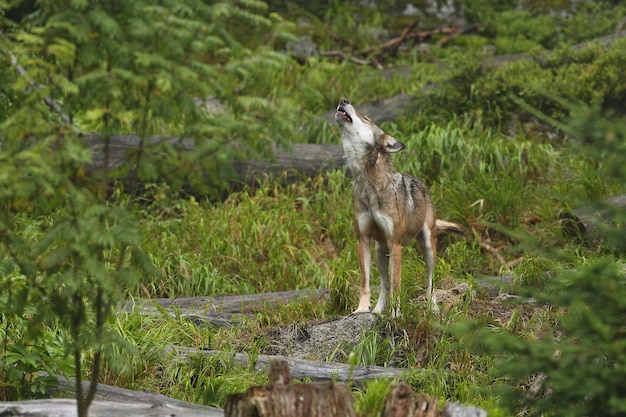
[335,98,405,154]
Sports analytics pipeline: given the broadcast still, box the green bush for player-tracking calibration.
[464,257,626,416]
[456,105,626,416]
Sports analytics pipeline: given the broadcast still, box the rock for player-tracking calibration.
[267,313,381,360]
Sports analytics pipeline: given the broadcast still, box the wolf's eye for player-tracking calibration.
[363,116,371,122]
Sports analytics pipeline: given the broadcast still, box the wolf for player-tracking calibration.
[335,98,461,316]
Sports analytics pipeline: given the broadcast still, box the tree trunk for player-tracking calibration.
[224,360,357,417]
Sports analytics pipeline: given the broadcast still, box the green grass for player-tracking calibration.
[3,2,626,414]
[95,116,624,415]
[104,108,624,411]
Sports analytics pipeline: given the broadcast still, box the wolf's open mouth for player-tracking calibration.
[336,106,352,123]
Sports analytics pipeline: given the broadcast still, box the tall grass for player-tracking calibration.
[107,115,626,413]
[135,171,354,298]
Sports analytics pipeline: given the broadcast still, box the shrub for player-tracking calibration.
[456,104,626,416]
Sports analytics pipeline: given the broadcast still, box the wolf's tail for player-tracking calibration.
[435,219,464,235]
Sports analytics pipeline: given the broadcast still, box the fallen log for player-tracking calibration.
[122,279,509,330]
[225,360,356,417]
[560,194,626,244]
[170,346,406,382]
[122,288,329,327]
[0,399,218,417]
[84,133,345,192]
[7,375,223,417]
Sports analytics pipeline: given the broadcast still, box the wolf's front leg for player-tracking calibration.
[354,237,372,313]
[372,241,390,314]
[389,242,403,318]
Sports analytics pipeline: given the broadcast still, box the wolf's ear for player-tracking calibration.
[381,134,405,153]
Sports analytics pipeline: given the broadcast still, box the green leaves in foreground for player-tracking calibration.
[458,258,626,416]
[1,0,298,198]
[454,104,626,416]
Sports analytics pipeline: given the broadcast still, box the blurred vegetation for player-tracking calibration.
[0,0,625,416]
[454,104,626,416]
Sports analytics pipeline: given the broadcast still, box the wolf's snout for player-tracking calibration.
[335,98,353,123]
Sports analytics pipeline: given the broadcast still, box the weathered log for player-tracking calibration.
[170,346,406,382]
[122,288,329,327]
[560,194,626,243]
[122,279,507,331]
[442,401,487,417]
[224,360,356,417]
[6,375,223,417]
[84,133,345,190]
[0,399,219,417]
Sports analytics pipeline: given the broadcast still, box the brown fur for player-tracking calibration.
[335,98,457,316]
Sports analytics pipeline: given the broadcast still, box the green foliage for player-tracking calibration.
[465,0,626,48]
[1,0,300,198]
[0,124,148,413]
[0,269,73,400]
[422,36,626,128]
[461,258,626,416]
[454,104,626,415]
[137,173,353,298]
[166,352,268,408]
[353,378,394,417]
[1,0,626,415]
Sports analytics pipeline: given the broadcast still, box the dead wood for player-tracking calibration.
[382,382,417,417]
[224,361,487,417]
[437,23,484,47]
[441,401,487,417]
[122,288,329,327]
[360,25,475,56]
[84,133,345,192]
[319,50,372,65]
[321,23,481,67]
[471,227,524,271]
[0,399,218,417]
[360,20,420,55]
[560,194,626,244]
[225,361,356,417]
[3,361,488,417]
[170,346,406,382]
[13,375,224,417]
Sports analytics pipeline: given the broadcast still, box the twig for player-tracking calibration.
[6,52,72,124]
[360,20,420,55]
[319,50,372,66]
[480,240,508,266]
[438,23,484,47]
[472,227,523,270]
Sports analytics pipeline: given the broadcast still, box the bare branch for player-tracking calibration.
[7,52,72,124]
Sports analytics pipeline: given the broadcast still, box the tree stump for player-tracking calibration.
[223,361,488,417]
[224,360,357,417]
[381,383,417,417]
